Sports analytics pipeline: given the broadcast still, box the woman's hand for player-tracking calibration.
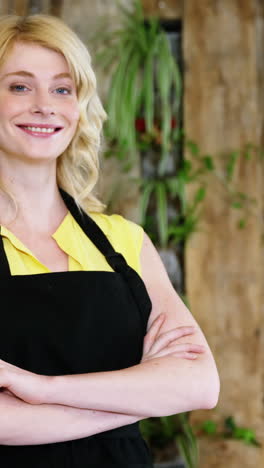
[0,359,51,404]
[141,313,206,363]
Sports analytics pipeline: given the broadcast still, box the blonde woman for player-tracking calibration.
[0,14,220,467]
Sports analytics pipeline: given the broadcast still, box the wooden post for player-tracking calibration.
[142,0,183,18]
[14,0,29,15]
[184,0,264,466]
[49,0,63,17]
[0,0,10,14]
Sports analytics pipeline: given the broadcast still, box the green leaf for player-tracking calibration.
[160,416,176,439]
[238,219,246,229]
[226,151,239,181]
[121,49,142,152]
[168,213,199,244]
[166,176,179,197]
[231,201,243,209]
[185,140,200,157]
[106,41,135,140]
[142,44,156,133]
[201,420,217,434]
[194,187,206,203]
[176,414,199,468]
[171,57,182,113]
[235,192,247,200]
[140,182,155,225]
[179,160,193,180]
[225,416,237,431]
[243,143,255,160]
[203,155,215,170]
[155,182,168,247]
[177,175,186,213]
[156,33,173,175]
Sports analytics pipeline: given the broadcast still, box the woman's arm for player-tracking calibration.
[0,309,202,446]
[0,391,141,446]
[46,233,220,416]
[0,232,220,419]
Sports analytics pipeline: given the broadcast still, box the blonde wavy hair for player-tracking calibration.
[0,13,107,214]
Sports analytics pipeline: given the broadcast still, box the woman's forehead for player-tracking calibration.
[0,42,74,79]
[3,41,66,64]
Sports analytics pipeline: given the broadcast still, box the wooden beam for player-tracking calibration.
[184,0,264,466]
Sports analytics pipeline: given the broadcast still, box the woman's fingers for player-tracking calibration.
[144,343,206,361]
[161,342,206,357]
[149,326,196,354]
[143,313,165,355]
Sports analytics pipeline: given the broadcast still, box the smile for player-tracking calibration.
[16,125,63,138]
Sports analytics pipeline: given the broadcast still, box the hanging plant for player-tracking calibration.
[92,0,181,171]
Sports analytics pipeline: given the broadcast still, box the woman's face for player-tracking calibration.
[0,41,80,164]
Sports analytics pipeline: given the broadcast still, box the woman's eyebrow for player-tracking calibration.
[1,71,73,80]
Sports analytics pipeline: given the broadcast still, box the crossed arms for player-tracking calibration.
[0,233,220,445]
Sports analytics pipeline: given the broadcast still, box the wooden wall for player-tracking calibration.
[184,1,264,467]
[143,0,183,18]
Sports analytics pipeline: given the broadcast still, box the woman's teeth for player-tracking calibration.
[23,126,56,133]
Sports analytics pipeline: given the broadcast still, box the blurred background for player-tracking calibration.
[1,1,264,467]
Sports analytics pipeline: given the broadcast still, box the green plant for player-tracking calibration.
[93,0,181,170]
[197,416,261,447]
[140,413,199,468]
[184,140,263,231]
[138,137,263,247]
[138,174,205,248]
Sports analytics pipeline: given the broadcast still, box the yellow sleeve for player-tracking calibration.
[89,213,144,277]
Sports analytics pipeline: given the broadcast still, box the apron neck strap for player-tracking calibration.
[59,188,130,274]
[0,228,11,276]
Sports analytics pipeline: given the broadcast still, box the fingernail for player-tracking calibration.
[189,353,198,359]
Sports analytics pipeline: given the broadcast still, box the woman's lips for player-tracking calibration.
[17,126,63,138]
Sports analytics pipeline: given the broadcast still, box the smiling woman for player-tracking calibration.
[0,13,219,468]
[0,15,106,215]
[0,44,79,157]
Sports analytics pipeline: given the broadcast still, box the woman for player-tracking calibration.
[0,13,220,467]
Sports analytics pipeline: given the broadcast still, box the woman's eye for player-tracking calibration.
[9,85,72,95]
[10,84,28,92]
[55,87,72,95]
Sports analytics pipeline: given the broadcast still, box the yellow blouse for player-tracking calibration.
[0,211,144,277]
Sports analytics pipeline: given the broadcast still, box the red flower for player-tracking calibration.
[135,117,177,133]
[171,117,177,129]
[135,118,146,132]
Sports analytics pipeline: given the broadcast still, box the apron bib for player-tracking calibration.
[0,188,153,467]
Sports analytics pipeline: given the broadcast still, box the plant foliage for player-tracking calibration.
[93,0,181,169]
[140,413,199,468]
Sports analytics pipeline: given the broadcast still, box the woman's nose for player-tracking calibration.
[30,92,56,116]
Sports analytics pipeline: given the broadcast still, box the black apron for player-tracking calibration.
[0,188,154,467]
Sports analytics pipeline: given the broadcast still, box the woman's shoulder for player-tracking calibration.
[88,212,145,275]
[88,211,143,237]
